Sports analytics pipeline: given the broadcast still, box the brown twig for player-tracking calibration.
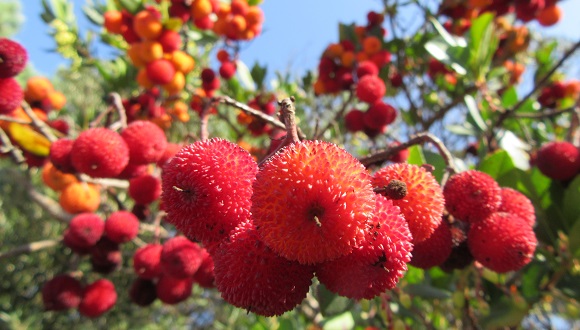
[0,115,31,125]
[21,102,58,142]
[0,239,61,259]
[0,126,25,164]
[359,132,457,175]
[199,99,212,141]
[514,105,576,119]
[106,92,128,131]
[258,97,300,166]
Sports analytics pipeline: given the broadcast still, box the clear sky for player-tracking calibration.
[11,0,580,78]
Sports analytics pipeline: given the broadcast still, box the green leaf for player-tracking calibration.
[407,145,425,166]
[405,284,452,300]
[322,312,355,330]
[82,5,103,26]
[429,16,466,48]
[568,219,580,257]
[520,261,549,302]
[424,38,467,76]
[338,23,357,43]
[464,95,487,131]
[467,12,498,80]
[480,296,529,329]
[501,86,518,108]
[562,176,580,227]
[118,0,142,13]
[235,60,256,92]
[497,130,530,170]
[424,150,446,182]
[478,150,518,187]
[250,62,267,89]
[317,284,354,316]
[445,123,476,136]
[536,40,557,66]
[404,266,425,285]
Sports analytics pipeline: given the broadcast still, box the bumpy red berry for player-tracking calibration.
[0,38,28,78]
[372,163,445,243]
[356,75,386,104]
[193,248,215,288]
[156,274,193,304]
[64,213,105,249]
[90,237,122,274]
[316,195,413,299]
[160,236,204,278]
[70,128,129,178]
[104,211,140,243]
[161,138,258,245]
[498,187,536,227]
[535,141,580,181]
[252,140,375,265]
[443,170,501,223]
[121,120,168,165]
[409,220,452,269]
[78,279,117,318]
[0,77,23,114]
[49,138,75,173]
[42,274,83,311]
[133,243,163,279]
[212,221,314,316]
[129,174,161,205]
[129,278,157,307]
[468,212,537,273]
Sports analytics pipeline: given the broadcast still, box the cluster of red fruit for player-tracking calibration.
[130,237,214,306]
[104,7,194,94]
[166,0,264,42]
[538,79,580,109]
[159,134,538,316]
[0,38,27,115]
[122,88,191,128]
[440,0,563,36]
[236,93,277,136]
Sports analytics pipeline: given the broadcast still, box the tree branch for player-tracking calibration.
[0,239,61,260]
[106,92,128,131]
[21,102,58,142]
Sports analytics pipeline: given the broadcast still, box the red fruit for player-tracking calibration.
[372,163,445,243]
[121,120,168,165]
[49,138,75,173]
[158,29,182,53]
[193,248,215,288]
[468,212,537,273]
[498,188,536,227]
[116,163,149,180]
[367,11,384,26]
[230,0,249,16]
[128,174,162,205]
[146,59,176,85]
[161,138,258,245]
[200,67,216,83]
[48,119,70,135]
[160,236,204,278]
[535,141,580,181]
[90,237,122,274]
[514,0,545,22]
[0,38,28,78]
[133,243,162,279]
[409,220,452,269]
[344,109,365,132]
[370,50,392,69]
[363,101,397,130]
[78,279,117,318]
[356,75,386,104]
[156,142,182,168]
[387,141,409,163]
[212,221,314,316]
[0,77,23,114]
[443,170,502,223]
[219,61,237,79]
[316,195,412,300]
[42,274,83,311]
[104,211,140,243]
[252,140,376,265]
[169,2,191,22]
[70,128,129,178]
[64,213,105,249]
[356,60,379,78]
[129,278,157,306]
[156,274,193,304]
[194,16,214,30]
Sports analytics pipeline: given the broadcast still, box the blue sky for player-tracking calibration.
[12,0,580,78]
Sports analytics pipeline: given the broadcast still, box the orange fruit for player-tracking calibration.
[59,182,101,214]
[47,91,66,111]
[42,162,78,191]
[191,0,213,20]
[133,10,163,40]
[103,10,123,34]
[25,77,54,102]
[362,36,382,55]
[169,51,195,74]
[163,71,185,95]
[537,5,562,27]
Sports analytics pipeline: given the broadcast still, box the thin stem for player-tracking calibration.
[0,239,61,259]
[21,102,58,142]
[0,126,25,164]
[0,115,31,125]
[257,97,300,166]
[200,99,211,141]
[107,92,128,131]
[359,132,457,175]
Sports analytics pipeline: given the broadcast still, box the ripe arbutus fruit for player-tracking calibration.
[90,237,122,274]
[0,77,23,114]
[498,187,536,227]
[0,38,28,78]
[121,120,168,165]
[252,140,375,265]
[356,60,379,78]
[160,236,204,278]
[468,212,537,273]
[78,279,117,318]
[316,195,413,300]
[129,174,162,205]
[344,109,365,132]
[363,101,396,130]
[372,163,445,243]
[439,240,473,272]
[443,170,501,223]
[535,141,580,181]
[146,59,175,85]
[49,138,75,173]
[129,278,157,307]
[70,127,129,178]
[156,274,193,305]
[219,61,237,79]
[133,243,163,279]
[42,274,83,311]
[116,163,149,180]
[409,220,452,269]
[212,221,315,316]
[64,213,105,249]
[193,248,215,288]
[356,75,386,104]
[105,211,140,243]
[161,138,258,245]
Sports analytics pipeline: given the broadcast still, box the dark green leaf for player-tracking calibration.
[562,175,580,227]
[405,284,451,300]
[317,284,354,316]
[478,149,519,187]
[464,95,487,131]
[557,273,580,300]
[250,62,267,90]
[568,219,580,257]
[520,261,549,302]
